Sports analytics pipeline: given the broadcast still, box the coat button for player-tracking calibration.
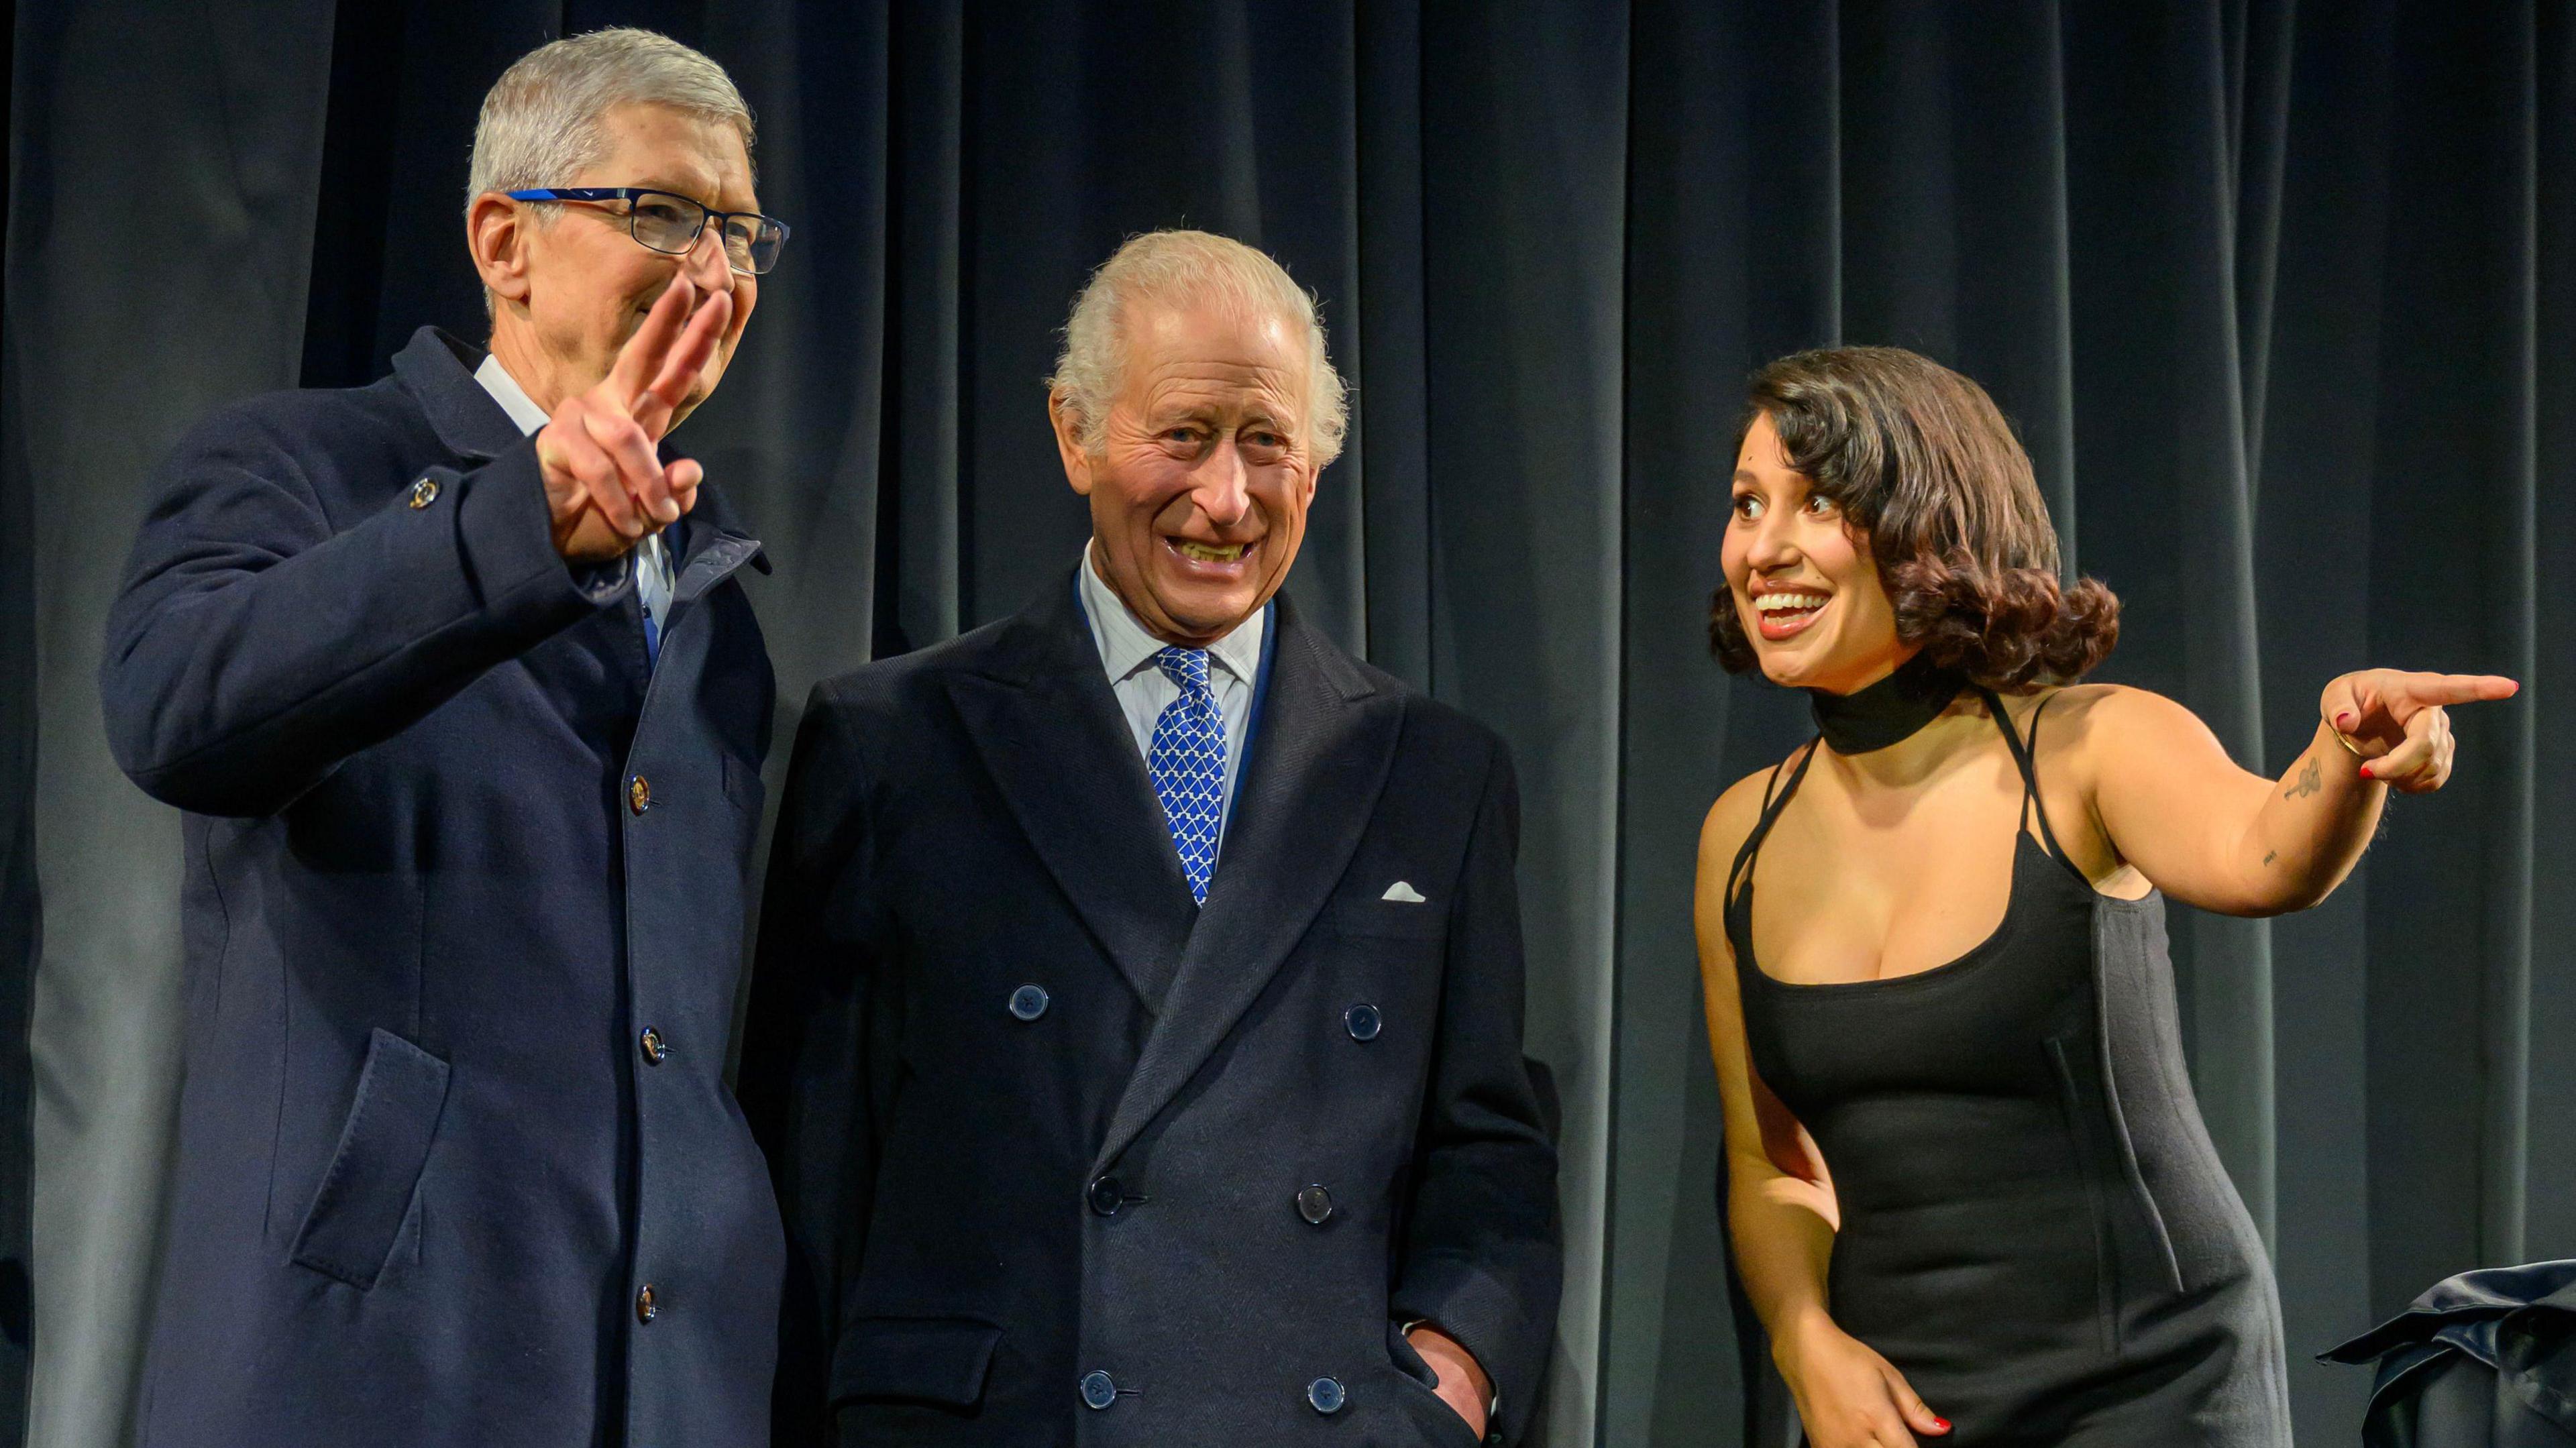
[1307,1376,1346,1414]
[1080,1370,1118,1409]
[1008,984,1050,1021]
[635,1284,658,1323]
[1344,1003,1382,1041]
[1087,1176,1124,1217]
[407,477,440,508]
[1296,1184,1335,1225]
[629,775,651,814]
[639,1026,666,1066]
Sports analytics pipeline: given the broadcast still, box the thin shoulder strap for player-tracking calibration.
[1983,687,2069,860]
[1727,739,1821,905]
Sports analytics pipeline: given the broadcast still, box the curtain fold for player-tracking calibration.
[6,6,339,1447]
[7,4,2567,1445]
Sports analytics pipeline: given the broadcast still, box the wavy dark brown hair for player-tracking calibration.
[1709,346,2119,692]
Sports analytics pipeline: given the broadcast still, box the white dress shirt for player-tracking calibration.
[473,352,674,637]
[1078,545,1265,846]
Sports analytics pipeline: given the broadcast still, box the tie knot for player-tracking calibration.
[1155,646,1213,693]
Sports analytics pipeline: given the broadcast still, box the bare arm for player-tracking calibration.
[1695,770,1947,1447]
[2080,670,2518,916]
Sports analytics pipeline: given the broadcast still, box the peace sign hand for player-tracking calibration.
[2319,669,2520,795]
[535,276,735,562]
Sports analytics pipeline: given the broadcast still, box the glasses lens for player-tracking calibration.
[717,217,760,274]
[627,194,701,255]
[744,219,787,275]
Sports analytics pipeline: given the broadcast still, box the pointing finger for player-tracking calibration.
[2418,673,2520,705]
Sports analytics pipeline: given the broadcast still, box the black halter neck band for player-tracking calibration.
[1807,651,1968,754]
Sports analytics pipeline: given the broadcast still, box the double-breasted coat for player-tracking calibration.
[743,571,1564,1446]
[99,327,782,1447]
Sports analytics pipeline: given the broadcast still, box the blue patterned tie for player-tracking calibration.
[1147,647,1227,903]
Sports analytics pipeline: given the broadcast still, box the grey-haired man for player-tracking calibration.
[747,231,1562,1446]
[101,28,786,1445]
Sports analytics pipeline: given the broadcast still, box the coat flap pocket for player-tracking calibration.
[831,1317,1003,1408]
[290,1028,450,1290]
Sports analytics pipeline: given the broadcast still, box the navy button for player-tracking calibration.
[1307,1376,1346,1414]
[1088,1176,1124,1217]
[1008,984,1050,1021]
[1344,1003,1382,1041]
[1296,1184,1335,1225]
[1080,1370,1118,1409]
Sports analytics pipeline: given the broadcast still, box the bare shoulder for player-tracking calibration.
[2017,684,2238,802]
[2020,682,2204,750]
[1698,753,1801,871]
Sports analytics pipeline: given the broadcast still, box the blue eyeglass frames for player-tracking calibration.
[504,187,790,276]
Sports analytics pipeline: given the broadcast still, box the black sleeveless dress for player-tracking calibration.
[1725,693,2291,1446]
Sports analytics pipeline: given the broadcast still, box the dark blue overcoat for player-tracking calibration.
[743,575,1563,1447]
[99,327,782,1447]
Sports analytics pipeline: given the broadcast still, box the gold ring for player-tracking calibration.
[2322,711,2367,759]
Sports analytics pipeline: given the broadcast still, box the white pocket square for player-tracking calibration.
[1381,881,1428,903]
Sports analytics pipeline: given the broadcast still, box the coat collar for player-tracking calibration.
[393,327,528,462]
[946,567,1401,1130]
[391,326,769,581]
[946,571,1201,1009]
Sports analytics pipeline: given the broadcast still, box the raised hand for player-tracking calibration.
[2319,669,2520,795]
[535,276,735,562]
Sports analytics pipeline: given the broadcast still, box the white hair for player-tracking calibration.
[1048,230,1350,468]
[466,27,754,215]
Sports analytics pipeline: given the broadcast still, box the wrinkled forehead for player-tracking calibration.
[1118,295,1309,404]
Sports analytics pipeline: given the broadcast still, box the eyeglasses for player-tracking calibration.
[505,187,790,276]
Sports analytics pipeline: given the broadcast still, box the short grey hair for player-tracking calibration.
[1048,230,1350,468]
[466,27,754,215]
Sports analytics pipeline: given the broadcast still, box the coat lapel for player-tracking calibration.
[948,574,1199,1008]
[1090,598,1402,1174]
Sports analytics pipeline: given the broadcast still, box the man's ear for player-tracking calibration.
[1049,390,1095,497]
[467,192,533,306]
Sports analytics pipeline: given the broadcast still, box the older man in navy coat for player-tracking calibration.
[99,30,788,1447]
[746,230,1563,1447]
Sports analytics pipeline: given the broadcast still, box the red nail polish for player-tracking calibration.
[2357,765,2373,780]
[2334,712,2354,728]
[1933,1417,1952,1433]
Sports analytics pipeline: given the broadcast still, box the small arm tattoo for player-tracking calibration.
[2285,757,2322,799]
[2263,850,2277,865]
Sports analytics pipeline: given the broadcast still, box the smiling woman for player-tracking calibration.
[1708,347,2120,695]
[1693,345,2514,1448]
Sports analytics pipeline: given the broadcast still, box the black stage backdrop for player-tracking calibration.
[6,3,2571,1444]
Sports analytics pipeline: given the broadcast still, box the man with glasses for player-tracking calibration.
[100,28,788,1447]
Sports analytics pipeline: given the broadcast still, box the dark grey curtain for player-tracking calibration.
[6,3,2568,1445]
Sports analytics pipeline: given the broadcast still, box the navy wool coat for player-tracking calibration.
[743,573,1564,1447]
[100,327,782,1447]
